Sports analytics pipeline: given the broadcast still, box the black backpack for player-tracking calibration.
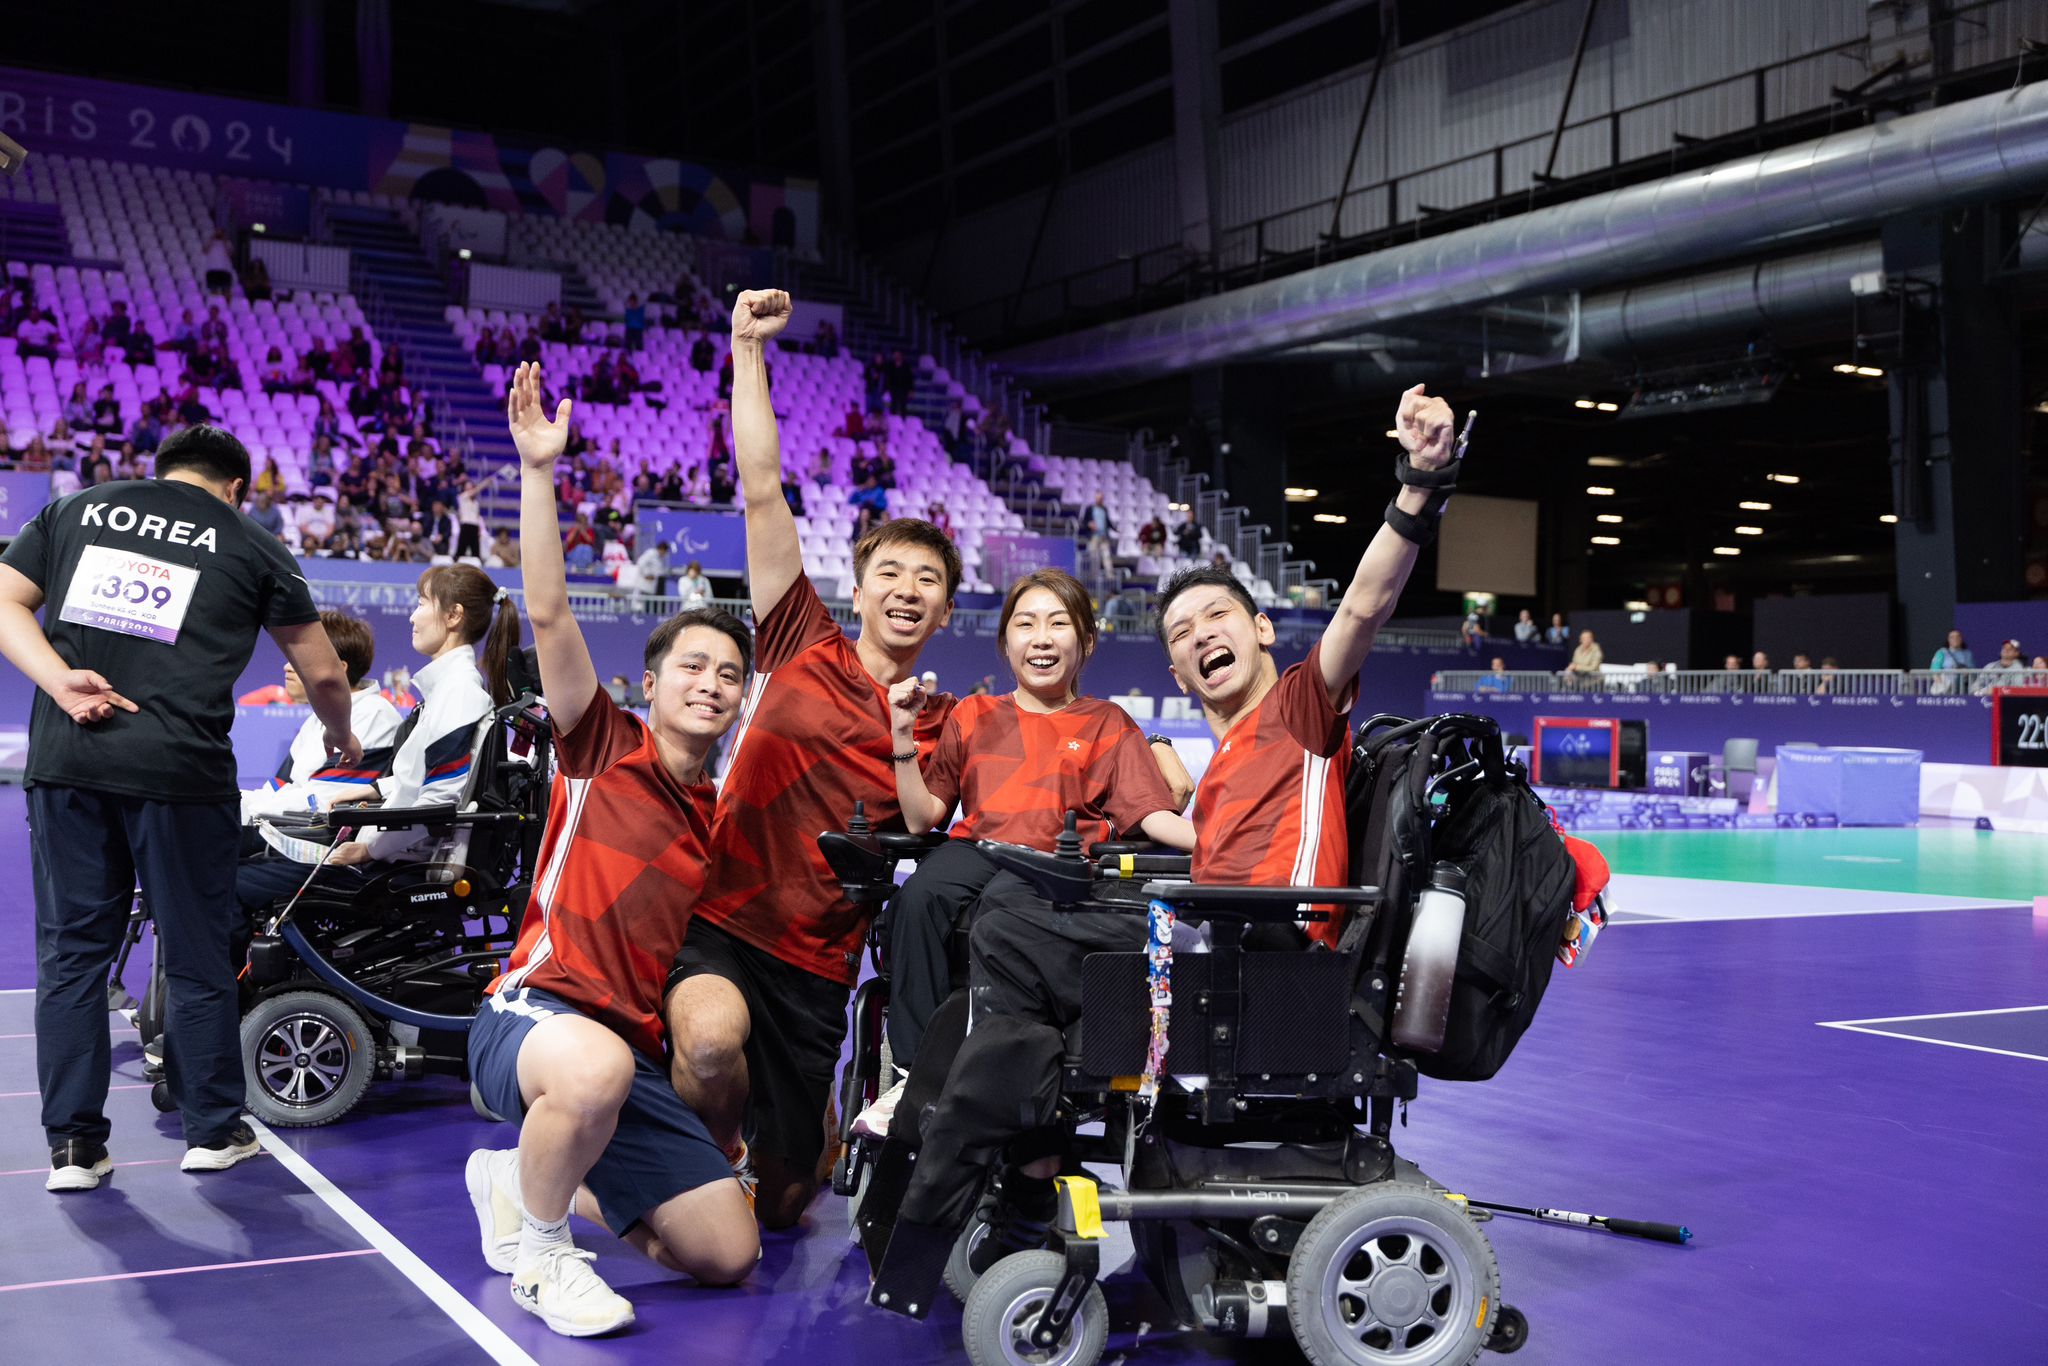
[1346,714,1578,1082]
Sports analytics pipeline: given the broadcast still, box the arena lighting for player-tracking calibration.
[1738,501,1772,511]
[1595,401,1620,412]
[1586,485,1616,496]
[1734,525,1764,535]
[1624,600,1652,611]
[1595,513,1623,524]
[1284,486,1319,500]
[1586,455,1626,467]
[250,222,266,234]
[1880,513,1899,524]
[458,248,473,260]
[1313,513,1349,524]
[1590,535,1621,546]
[1832,363,1858,374]
[1855,365,1885,378]
[1711,545,1742,556]
[1384,428,1401,439]
[1573,399,1597,409]
[1766,473,1800,484]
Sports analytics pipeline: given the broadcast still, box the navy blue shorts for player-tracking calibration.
[469,987,731,1236]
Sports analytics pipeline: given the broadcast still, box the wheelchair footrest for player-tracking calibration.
[869,1217,951,1320]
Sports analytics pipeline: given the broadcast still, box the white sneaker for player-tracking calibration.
[510,1245,635,1338]
[465,1149,523,1273]
[47,1141,113,1192]
[851,1077,908,1140]
[181,1122,262,1172]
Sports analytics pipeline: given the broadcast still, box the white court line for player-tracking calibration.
[1608,902,2024,926]
[0,1247,380,1293]
[1825,1004,2048,1025]
[1814,1021,2048,1064]
[248,1118,538,1366]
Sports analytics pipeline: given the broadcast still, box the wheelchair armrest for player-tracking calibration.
[976,839,1098,906]
[878,831,949,858]
[328,804,522,830]
[1087,840,1157,858]
[1139,882,1382,924]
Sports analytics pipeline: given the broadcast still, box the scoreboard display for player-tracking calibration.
[1992,688,2048,767]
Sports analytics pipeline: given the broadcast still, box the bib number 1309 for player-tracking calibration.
[59,544,200,645]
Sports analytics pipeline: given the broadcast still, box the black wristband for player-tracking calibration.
[891,749,920,764]
[1145,734,1173,748]
[1384,499,1440,546]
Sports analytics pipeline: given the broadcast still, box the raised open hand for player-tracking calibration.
[731,289,793,347]
[506,361,573,469]
[1394,384,1456,469]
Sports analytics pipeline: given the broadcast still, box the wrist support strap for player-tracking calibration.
[1384,450,1460,547]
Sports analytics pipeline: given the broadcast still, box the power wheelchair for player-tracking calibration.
[117,694,554,1127]
[823,712,1539,1366]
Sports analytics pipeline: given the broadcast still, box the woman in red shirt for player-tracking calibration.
[874,569,1192,1090]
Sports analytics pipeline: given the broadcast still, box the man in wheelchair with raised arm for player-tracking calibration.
[850,386,1549,1365]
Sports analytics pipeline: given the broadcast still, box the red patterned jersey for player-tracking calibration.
[694,575,953,984]
[489,692,715,1059]
[1191,642,1355,944]
[923,693,1175,848]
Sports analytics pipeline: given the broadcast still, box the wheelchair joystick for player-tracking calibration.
[1053,811,1083,861]
[849,800,873,836]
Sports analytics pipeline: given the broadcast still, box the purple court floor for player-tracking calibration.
[1,783,2044,1365]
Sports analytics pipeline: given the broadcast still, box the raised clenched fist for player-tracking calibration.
[731,289,793,347]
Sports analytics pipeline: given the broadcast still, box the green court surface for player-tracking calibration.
[1594,828,2048,902]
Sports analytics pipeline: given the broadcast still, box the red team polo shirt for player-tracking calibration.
[489,692,716,1059]
[693,576,954,985]
[923,693,1177,849]
[1191,642,1356,945]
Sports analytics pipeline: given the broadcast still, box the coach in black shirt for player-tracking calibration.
[0,425,361,1191]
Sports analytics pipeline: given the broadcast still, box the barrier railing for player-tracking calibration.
[1433,667,2042,696]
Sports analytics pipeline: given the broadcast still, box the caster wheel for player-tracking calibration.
[150,1080,175,1113]
[1488,1304,1528,1353]
[961,1250,1107,1366]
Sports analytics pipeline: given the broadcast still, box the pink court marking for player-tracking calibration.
[0,1247,381,1293]
[0,1032,37,1039]
[0,1157,184,1178]
[0,1083,150,1100]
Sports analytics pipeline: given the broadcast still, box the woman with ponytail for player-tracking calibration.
[235,564,523,908]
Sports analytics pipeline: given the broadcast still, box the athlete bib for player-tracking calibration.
[58,543,200,644]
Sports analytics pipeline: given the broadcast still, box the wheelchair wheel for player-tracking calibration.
[944,1210,992,1303]
[150,1081,175,1113]
[961,1250,1107,1366]
[1286,1184,1500,1366]
[240,990,377,1128]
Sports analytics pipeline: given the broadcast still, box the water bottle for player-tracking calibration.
[1391,862,1467,1054]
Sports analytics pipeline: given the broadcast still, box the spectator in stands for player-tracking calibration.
[1513,608,1538,643]
[840,404,867,440]
[200,305,229,349]
[241,254,272,303]
[564,306,588,345]
[690,333,716,373]
[1976,638,2028,693]
[1930,629,1974,672]
[1544,612,1570,646]
[707,457,737,507]
[91,384,121,435]
[421,499,457,558]
[455,479,485,561]
[1210,550,1231,572]
[635,540,672,602]
[247,488,286,541]
[939,398,967,457]
[16,308,57,360]
[852,472,888,540]
[810,447,834,495]
[255,457,287,500]
[1080,493,1115,581]
[305,339,332,381]
[781,473,805,515]
[927,500,953,540]
[200,230,235,294]
[76,317,110,370]
[1476,657,1512,694]
[47,416,80,455]
[62,383,94,433]
[624,293,646,351]
[717,350,737,402]
[1566,629,1604,683]
[814,318,840,358]
[884,349,915,415]
[259,347,292,394]
[113,440,145,481]
[289,349,318,394]
[516,330,541,364]
[100,299,131,348]
[327,496,364,558]
[123,320,155,367]
[41,448,74,491]
[486,528,519,569]
[166,309,197,353]
[79,435,110,484]
[1750,650,1770,674]
[1174,506,1203,559]
[539,301,567,344]
[562,511,598,568]
[675,560,711,610]
[1138,515,1167,557]
[615,351,644,395]
[128,402,164,455]
[347,325,373,373]
[1813,657,1839,695]
[173,383,211,426]
[299,492,337,554]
